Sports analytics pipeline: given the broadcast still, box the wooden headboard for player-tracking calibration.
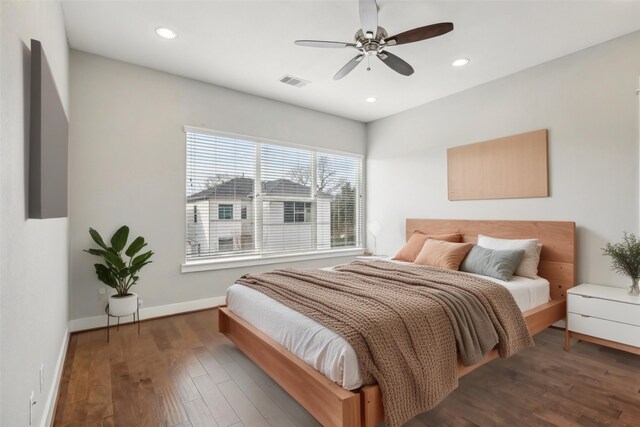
[406,219,576,300]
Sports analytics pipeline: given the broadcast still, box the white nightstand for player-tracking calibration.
[356,255,388,261]
[565,284,640,355]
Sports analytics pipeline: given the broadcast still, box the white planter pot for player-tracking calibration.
[109,293,138,317]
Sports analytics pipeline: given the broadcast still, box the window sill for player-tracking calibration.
[181,248,365,273]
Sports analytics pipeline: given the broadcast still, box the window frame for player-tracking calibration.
[183,126,365,272]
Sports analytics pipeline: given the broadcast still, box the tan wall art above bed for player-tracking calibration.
[447,129,549,201]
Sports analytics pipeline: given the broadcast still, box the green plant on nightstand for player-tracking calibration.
[84,225,154,316]
[602,232,640,296]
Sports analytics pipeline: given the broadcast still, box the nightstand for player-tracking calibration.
[356,255,388,261]
[565,284,640,355]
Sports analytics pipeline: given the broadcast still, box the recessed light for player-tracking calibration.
[366,97,377,103]
[155,27,177,40]
[452,58,470,67]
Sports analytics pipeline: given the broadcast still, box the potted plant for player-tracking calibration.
[85,226,154,316]
[602,232,640,296]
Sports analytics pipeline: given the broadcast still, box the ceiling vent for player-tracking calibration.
[279,75,310,88]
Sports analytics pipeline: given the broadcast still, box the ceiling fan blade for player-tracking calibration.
[295,40,356,48]
[377,51,414,76]
[385,22,454,46]
[359,0,378,38]
[333,54,365,80]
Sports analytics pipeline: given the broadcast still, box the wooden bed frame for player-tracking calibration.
[219,219,576,427]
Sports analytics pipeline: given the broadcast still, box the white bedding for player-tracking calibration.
[226,264,550,390]
[465,273,550,312]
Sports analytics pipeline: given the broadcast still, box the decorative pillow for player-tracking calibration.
[414,239,472,270]
[460,245,525,281]
[393,232,462,262]
[477,235,542,279]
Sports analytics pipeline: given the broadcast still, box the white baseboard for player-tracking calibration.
[68,295,226,332]
[41,327,70,427]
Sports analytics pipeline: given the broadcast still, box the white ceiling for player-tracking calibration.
[62,1,640,122]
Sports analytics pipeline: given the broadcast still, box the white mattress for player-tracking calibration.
[226,265,550,390]
[464,273,550,312]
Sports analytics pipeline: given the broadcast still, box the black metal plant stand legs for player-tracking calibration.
[105,303,141,342]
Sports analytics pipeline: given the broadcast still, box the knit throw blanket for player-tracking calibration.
[236,260,533,427]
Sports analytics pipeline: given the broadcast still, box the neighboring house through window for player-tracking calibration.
[185,129,363,263]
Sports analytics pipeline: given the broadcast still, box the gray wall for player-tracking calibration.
[68,50,366,320]
[0,1,69,426]
[367,30,640,288]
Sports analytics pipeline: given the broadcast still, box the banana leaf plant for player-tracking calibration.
[84,226,154,296]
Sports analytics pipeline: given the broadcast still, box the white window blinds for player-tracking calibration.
[317,152,362,250]
[186,132,256,260]
[185,129,363,262]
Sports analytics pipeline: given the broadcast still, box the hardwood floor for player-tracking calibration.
[53,309,640,427]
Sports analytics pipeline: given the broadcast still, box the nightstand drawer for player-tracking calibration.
[568,313,640,347]
[568,293,640,326]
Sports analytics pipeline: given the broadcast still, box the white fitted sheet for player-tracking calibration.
[226,266,550,390]
[465,273,550,312]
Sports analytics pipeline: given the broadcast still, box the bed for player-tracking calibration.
[218,219,576,427]
[226,262,551,390]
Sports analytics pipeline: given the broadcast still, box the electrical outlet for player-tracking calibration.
[29,391,35,425]
[39,363,44,393]
[98,287,106,295]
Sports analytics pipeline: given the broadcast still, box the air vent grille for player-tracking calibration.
[279,75,310,88]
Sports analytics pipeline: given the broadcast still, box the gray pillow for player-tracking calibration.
[460,245,525,281]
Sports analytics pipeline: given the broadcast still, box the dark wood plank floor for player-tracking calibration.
[53,309,640,427]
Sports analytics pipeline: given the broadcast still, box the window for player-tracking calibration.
[218,204,233,220]
[284,202,311,223]
[218,238,234,252]
[319,153,360,248]
[185,128,363,262]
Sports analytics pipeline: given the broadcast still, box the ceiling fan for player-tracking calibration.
[294,0,453,80]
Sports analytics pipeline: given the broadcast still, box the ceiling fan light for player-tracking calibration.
[452,58,470,67]
[366,97,377,103]
[155,27,177,40]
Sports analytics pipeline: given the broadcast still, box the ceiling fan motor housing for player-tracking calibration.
[355,27,388,55]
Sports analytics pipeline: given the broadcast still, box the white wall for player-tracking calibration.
[367,30,640,288]
[68,50,366,321]
[0,1,69,426]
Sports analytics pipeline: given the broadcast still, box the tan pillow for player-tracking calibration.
[393,232,462,262]
[414,239,473,270]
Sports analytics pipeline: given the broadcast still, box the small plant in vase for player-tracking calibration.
[602,232,640,296]
[85,225,154,316]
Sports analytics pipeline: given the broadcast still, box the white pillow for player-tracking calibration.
[476,235,542,279]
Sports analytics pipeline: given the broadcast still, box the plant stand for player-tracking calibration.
[105,301,140,343]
